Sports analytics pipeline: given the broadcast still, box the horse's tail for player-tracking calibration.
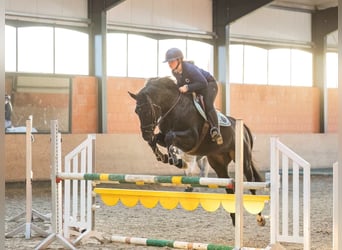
[244,123,254,149]
[244,123,264,182]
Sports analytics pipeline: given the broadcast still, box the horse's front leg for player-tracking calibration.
[167,145,188,169]
[148,132,188,168]
[148,136,168,163]
[164,129,198,169]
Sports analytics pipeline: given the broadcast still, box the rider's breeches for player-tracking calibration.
[201,81,219,130]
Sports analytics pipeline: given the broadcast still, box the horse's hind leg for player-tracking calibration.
[207,154,236,226]
[198,156,209,177]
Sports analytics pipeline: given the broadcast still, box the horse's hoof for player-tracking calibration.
[175,159,185,169]
[162,154,168,163]
[257,215,266,227]
[181,161,188,169]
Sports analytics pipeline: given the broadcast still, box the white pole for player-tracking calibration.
[6,117,48,239]
[50,120,58,235]
[25,118,32,239]
[270,137,279,245]
[50,120,65,238]
[234,119,244,249]
[333,162,338,249]
[336,1,342,248]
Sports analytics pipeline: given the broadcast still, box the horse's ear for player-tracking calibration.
[128,91,137,100]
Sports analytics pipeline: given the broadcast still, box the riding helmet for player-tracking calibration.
[163,48,184,63]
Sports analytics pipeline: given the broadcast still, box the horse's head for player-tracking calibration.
[129,77,179,141]
[128,91,161,142]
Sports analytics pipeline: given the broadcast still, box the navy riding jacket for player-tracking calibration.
[172,61,215,94]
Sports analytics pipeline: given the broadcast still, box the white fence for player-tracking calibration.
[36,122,96,249]
[270,137,311,250]
[63,134,95,243]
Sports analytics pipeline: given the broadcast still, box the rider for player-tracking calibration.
[5,94,13,129]
[163,48,223,145]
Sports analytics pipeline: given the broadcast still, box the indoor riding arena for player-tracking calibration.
[1,0,342,250]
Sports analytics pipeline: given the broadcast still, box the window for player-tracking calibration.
[8,26,88,75]
[243,45,267,84]
[291,49,312,87]
[5,25,16,72]
[18,26,54,73]
[229,44,314,86]
[106,35,214,78]
[107,33,128,77]
[127,34,157,78]
[229,44,244,83]
[55,28,89,75]
[4,25,333,87]
[187,40,213,73]
[6,76,71,133]
[268,48,290,85]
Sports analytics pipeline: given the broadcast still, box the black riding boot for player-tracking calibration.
[207,110,223,145]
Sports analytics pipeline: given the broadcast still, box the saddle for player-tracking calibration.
[192,93,231,127]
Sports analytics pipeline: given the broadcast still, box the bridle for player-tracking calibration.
[138,95,160,134]
[138,93,182,136]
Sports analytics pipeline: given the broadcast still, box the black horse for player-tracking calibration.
[129,77,265,226]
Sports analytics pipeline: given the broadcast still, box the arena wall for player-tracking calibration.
[7,76,338,133]
[5,133,337,182]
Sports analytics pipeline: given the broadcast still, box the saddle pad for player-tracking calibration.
[193,95,231,127]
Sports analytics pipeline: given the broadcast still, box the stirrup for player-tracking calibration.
[210,127,223,145]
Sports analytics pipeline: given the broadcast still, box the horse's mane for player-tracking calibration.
[139,76,187,108]
[144,77,178,93]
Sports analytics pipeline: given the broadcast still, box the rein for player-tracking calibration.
[155,93,181,127]
[140,92,181,133]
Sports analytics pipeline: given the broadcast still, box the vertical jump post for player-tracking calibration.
[25,116,33,238]
[5,116,49,239]
[35,120,76,250]
[234,119,244,249]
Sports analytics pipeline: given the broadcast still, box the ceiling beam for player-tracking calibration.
[226,0,274,24]
[104,0,126,11]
